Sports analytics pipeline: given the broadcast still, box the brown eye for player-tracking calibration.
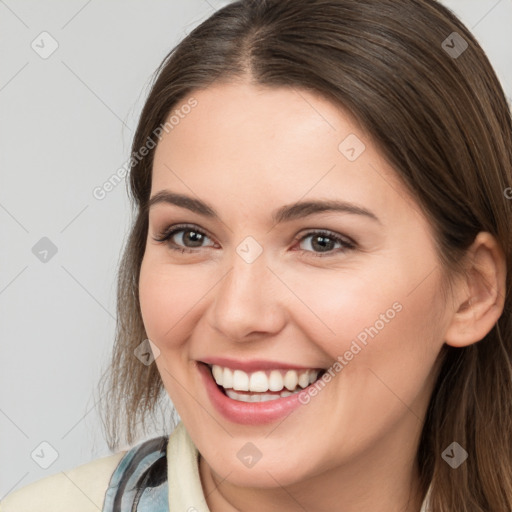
[296,230,355,257]
[153,224,215,253]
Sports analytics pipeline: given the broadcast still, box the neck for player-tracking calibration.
[198,422,427,512]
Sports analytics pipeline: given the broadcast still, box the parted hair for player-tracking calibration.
[97,1,512,510]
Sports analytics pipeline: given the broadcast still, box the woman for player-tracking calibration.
[2,0,511,510]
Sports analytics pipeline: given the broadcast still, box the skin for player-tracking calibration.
[138,81,506,512]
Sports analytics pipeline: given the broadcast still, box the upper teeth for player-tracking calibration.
[211,365,320,392]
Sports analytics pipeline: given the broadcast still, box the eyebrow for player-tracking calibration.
[148,190,381,225]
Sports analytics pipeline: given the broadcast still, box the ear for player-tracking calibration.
[444,231,507,348]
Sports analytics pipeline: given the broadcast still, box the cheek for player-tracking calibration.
[294,274,444,463]
[138,257,203,407]
[138,256,202,346]
[278,266,410,358]
[293,261,443,394]
[328,270,443,422]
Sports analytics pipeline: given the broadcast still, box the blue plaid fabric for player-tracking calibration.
[102,436,170,512]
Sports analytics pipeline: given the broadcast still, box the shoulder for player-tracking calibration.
[0,450,126,512]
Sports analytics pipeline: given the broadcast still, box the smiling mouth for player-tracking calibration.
[204,363,327,402]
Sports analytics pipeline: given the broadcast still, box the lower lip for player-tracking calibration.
[197,362,314,425]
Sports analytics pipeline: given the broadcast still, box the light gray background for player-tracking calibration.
[1,0,511,498]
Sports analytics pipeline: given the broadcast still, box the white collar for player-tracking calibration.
[167,421,211,512]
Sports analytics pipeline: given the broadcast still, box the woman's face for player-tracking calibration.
[139,82,451,489]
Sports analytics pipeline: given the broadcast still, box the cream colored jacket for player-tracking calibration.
[1,421,432,511]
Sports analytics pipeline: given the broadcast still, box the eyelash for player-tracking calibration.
[152,223,356,258]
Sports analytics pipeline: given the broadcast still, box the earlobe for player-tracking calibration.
[444,231,507,348]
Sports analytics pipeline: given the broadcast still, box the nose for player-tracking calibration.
[207,247,287,342]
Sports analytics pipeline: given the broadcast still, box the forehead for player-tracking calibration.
[150,82,415,226]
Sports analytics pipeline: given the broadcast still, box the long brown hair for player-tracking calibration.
[96,1,512,509]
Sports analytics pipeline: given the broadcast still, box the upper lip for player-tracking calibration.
[199,357,326,373]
